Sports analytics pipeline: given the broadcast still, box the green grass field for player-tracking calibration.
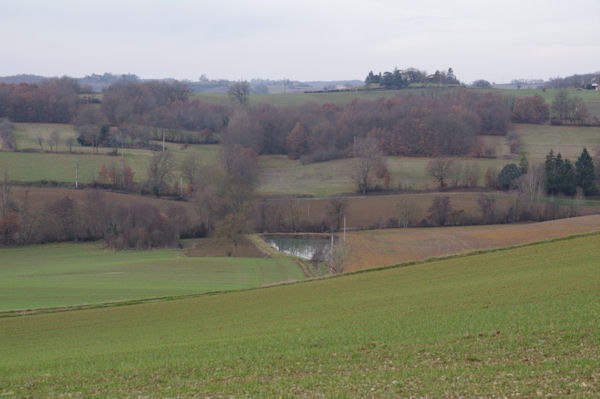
[194,87,600,117]
[517,124,600,161]
[1,234,598,397]
[2,124,220,183]
[258,155,515,196]
[0,243,304,311]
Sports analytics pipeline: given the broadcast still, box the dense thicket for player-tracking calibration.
[511,95,550,124]
[0,78,82,123]
[101,81,229,137]
[226,90,511,159]
[0,189,198,248]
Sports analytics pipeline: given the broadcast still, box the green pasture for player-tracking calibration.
[13,123,78,151]
[258,155,515,196]
[1,234,598,397]
[194,87,600,114]
[0,243,304,311]
[0,151,149,183]
[2,124,220,183]
[517,124,600,161]
[195,88,442,107]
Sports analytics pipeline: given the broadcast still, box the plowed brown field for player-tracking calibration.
[342,215,600,271]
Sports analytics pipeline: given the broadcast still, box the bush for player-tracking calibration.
[498,163,522,190]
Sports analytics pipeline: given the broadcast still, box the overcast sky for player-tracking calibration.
[1,0,599,83]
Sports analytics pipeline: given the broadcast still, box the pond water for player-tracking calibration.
[264,235,332,260]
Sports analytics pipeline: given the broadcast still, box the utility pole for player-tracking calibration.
[75,160,79,189]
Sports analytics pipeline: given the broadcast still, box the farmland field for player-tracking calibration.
[4,120,599,197]
[194,87,600,115]
[1,234,598,397]
[0,242,304,311]
[517,124,600,161]
[342,214,600,271]
[2,123,220,183]
[258,155,515,196]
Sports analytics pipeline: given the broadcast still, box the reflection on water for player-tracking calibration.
[265,236,331,260]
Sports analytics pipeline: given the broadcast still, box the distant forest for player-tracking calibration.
[0,77,594,161]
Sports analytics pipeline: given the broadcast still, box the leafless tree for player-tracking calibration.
[450,161,464,187]
[18,190,38,244]
[180,152,202,194]
[514,164,545,204]
[0,118,16,150]
[66,137,74,153]
[427,158,454,189]
[286,199,302,232]
[477,194,497,224]
[395,196,416,228]
[36,136,44,151]
[228,81,250,107]
[220,143,258,186]
[145,150,175,196]
[352,136,384,195]
[0,170,12,218]
[328,238,348,274]
[325,196,348,232]
[427,196,453,226]
[49,130,60,152]
[215,205,251,257]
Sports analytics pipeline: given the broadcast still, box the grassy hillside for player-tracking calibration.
[2,124,219,183]
[1,234,598,397]
[194,87,600,115]
[343,215,600,271]
[517,124,600,161]
[0,242,304,311]
[258,155,515,196]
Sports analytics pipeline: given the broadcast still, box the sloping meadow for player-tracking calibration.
[1,234,599,397]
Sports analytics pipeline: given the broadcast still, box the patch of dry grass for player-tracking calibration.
[342,214,600,271]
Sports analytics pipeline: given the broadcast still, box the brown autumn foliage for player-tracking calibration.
[227,90,511,160]
[511,95,550,124]
[0,78,81,123]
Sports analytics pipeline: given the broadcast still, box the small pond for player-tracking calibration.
[264,235,332,260]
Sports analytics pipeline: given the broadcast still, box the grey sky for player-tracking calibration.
[1,0,598,83]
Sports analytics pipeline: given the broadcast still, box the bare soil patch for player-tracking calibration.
[342,214,600,271]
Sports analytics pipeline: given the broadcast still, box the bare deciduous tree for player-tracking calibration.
[352,137,384,195]
[477,194,497,224]
[49,130,61,152]
[66,137,74,153]
[427,196,453,226]
[228,81,250,107]
[36,136,44,151]
[395,197,416,228]
[0,170,12,218]
[146,150,175,196]
[180,153,202,194]
[427,158,454,189]
[215,205,251,257]
[514,164,545,204]
[325,196,348,232]
[0,118,16,150]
